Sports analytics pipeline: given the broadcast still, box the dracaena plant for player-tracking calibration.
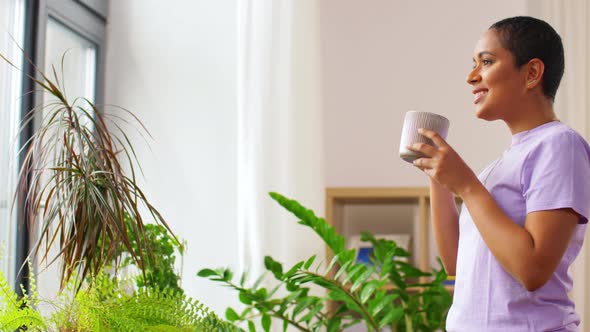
[3,51,175,291]
[198,193,452,332]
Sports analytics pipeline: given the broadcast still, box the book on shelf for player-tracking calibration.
[443,275,455,286]
[348,233,411,265]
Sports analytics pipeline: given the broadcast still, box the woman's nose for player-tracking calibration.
[466,67,481,85]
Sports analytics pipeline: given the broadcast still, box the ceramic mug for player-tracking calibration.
[399,111,450,163]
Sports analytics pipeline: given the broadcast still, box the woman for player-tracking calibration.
[408,16,590,331]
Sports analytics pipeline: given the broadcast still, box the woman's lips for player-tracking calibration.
[473,89,488,104]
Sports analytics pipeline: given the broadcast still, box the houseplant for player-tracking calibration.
[0,262,239,331]
[199,192,452,332]
[0,51,239,331]
[99,212,186,294]
[3,50,175,291]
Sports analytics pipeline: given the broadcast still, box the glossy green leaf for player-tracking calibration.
[395,261,430,278]
[334,260,353,280]
[239,291,254,305]
[360,281,379,304]
[264,256,284,279]
[262,314,271,332]
[351,267,375,293]
[225,307,239,322]
[379,307,404,327]
[284,262,304,279]
[303,255,316,270]
[369,294,398,316]
[223,269,234,281]
[300,303,323,322]
[327,318,341,332]
[196,269,218,278]
[342,264,365,285]
[292,297,315,319]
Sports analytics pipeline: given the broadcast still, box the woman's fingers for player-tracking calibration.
[408,141,438,157]
[413,157,433,169]
[417,128,448,148]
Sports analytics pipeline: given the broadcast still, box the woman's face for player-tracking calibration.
[467,30,528,121]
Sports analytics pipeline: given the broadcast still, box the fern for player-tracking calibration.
[0,257,236,331]
[50,272,240,331]
[0,258,46,331]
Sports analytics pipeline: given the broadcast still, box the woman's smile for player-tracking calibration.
[473,88,489,104]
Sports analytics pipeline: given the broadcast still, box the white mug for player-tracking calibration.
[399,111,450,163]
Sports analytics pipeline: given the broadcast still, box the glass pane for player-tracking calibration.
[44,17,97,108]
[0,0,25,285]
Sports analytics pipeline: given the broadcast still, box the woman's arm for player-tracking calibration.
[459,182,578,291]
[429,178,460,276]
[410,128,578,291]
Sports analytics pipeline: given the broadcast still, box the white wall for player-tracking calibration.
[105,1,239,313]
[321,0,527,187]
[104,0,589,327]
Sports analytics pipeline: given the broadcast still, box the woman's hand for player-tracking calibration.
[408,128,479,196]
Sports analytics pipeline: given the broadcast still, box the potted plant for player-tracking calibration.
[199,193,452,332]
[2,50,174,291]
[0,260,238,331]
[0,52,240,331]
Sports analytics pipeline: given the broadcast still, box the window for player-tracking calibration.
[0,0,26,286]
[34,2,106,297]
[44,17,97,106]
[6,0,108,291]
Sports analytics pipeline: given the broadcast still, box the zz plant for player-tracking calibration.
[199,192,452,332]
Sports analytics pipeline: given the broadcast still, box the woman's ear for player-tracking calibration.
[525,58,545,90]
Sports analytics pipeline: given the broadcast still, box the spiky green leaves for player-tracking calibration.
[11,54,176,292]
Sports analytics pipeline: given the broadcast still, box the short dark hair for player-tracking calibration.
[489,16,564,101]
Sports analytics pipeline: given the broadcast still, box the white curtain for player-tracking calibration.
[237,0,325,282]
[528,0,590,329]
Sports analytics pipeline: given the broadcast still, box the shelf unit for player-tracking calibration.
[325,187,459,286]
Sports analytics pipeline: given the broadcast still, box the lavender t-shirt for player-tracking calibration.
[446,121,590,332]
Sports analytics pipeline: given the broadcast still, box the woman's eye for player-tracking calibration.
[472,59,493,69]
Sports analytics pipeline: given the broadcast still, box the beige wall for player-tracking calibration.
[321,0,527,187]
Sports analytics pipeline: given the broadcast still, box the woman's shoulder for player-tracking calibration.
[522,122,590,165]
[531,121,589,148]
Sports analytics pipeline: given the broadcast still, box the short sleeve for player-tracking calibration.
[521,131,590,224]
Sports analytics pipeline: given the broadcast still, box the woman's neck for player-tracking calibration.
[505,96,558,135]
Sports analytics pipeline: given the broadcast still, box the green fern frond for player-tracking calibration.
[0,259,46,331]
[0,309,46,331]
[0,269,19,308]
[51,273,239,332]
